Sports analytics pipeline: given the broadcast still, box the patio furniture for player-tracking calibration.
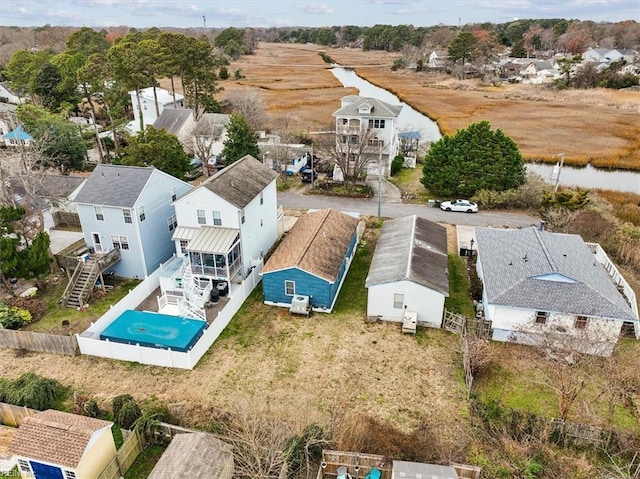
[366,468,381,479]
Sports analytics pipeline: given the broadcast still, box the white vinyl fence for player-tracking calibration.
[77,259,263,369]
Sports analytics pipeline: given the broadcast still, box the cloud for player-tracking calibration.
[299,3,334,14]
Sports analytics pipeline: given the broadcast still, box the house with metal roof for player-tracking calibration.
[332,95,402,179]
[366,215,449,328]
[8,410,116,479]
[74,164,193,279]
[262,208,360,313]
[147,432,233,479]
[475,226,639,355]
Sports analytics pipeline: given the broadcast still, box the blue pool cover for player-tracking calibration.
[100,310,206,352]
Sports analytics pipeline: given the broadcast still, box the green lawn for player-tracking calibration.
[444,254,475,318]
[123,445,166,479]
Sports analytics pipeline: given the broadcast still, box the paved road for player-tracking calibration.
[278,189,541,228]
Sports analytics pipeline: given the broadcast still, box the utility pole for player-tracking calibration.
[310,143,315,189]
[552,152,565,198]
[203,16,207,36]
[377,143,382,218]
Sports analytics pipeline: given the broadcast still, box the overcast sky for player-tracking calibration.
[0,0,638,29]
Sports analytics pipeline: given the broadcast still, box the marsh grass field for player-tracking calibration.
[220,42,640,170]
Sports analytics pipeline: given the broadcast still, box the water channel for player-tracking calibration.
[329,66,640,194]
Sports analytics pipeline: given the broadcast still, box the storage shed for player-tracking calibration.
[366,215,449,327]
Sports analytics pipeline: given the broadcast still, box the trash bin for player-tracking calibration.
[216,281,229,297]
[434,200,441,208]
[210,286,220,303]
[427,199,435,207]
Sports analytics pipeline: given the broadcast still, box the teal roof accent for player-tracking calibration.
[3,125,32,141]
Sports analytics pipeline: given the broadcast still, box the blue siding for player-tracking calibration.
[77,171,191,279]
[263,230,358,311]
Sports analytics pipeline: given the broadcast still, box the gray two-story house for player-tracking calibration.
[74,164,192,279]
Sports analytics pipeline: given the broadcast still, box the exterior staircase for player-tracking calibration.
[177,265,208,321]
[61,258,100,309]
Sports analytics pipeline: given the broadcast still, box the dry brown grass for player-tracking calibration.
[214,43,640,170]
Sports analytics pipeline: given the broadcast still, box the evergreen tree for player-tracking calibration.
[421,121,525,197]
[447,31,478,63]
[510,39,527,58]
[221,113,260,164]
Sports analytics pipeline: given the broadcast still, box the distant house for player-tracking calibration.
[74,164,193,279]
[428,50,448,68]
[366,215,449,327]
[262,208,360,313]
[2,124,32,147]
[0,82,24,104]
[475,226,639,355]
[128,86,184,133]
[583,47,637,64]
[147,432,234,479]
[8,409,116,479]
[193,113,230,166]
[153,108,196,151]
[332,95,402,178]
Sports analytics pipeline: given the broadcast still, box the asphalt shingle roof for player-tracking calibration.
[8,410,112,469]
[153,108,193,136]
[476,226,636,321]
[262,209,359,283]
[332,96,402,119]
[147,432,233,479]
[366,215,449,295]
[74,164,154,208]
[203,155,278,209]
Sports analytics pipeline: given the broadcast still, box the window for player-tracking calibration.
[123,209,132,224]
[393,293,404,309]
[180,239,189,252]
[575,315,588,330]
[170,187,177,202]
[341,118,348,125]
[197,209,206,225]
[260,192,264,205]
[94,206,104,221]
[64,471,77,479]
[535,311,549,325]
[212,210,222,226]
[368,138,384,147]
[168,214,177,232]
[111,234,129,250]
[138,205,146,222]
[285,280,295,296]
[368,119,386,129]
[241,211,245,224]
[17,459,32,474]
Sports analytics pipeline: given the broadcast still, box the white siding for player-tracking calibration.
[367,280,446,328]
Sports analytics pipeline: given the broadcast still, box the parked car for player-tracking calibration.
[185,158,204,181]
[440,199,478,213]
[300,167,317,183]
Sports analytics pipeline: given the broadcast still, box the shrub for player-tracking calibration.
[390,155,404,176]
[471,173,546,210]
[116,400,142,430]
[285,423,325,474]
[7,297,46,321]
[134,399,173,444]
[0,373,64,410]
[84,399,101,418]
[112,393,135,418]
[0,302,32,329]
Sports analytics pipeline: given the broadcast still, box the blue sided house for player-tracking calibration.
[74,164,192,279]
[261,209,360,313]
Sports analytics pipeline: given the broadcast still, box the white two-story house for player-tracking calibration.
[128,86,185,133]
[169,155,279,293]
[332,95,402,178]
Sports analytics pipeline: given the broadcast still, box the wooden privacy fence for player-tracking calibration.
[97,429,146,479]
[0,402,38,427]
[0,329,79,355]
[442,310,492,340]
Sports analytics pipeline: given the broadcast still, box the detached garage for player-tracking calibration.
[366,215,449,328]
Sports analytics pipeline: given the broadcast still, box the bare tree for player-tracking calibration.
[192,110,229,177]
[266,113,303,181]
[319,125,383,187]
[223,89,266,131]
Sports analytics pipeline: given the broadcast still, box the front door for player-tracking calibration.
[92,232,103,253]
[30,461,64,479]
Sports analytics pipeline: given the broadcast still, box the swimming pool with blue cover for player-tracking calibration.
[100,310,206,352]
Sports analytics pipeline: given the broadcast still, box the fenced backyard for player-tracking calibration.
[76,258,264,369]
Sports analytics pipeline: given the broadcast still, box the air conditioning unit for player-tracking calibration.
[290,295,310,316]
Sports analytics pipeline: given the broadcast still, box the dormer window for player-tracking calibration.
[358,103,373,114]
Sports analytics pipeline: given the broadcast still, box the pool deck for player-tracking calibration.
[135,287,231,325]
